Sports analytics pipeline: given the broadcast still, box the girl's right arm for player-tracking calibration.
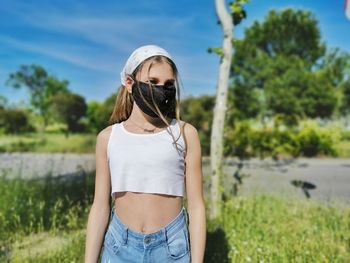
[85,127,113,263]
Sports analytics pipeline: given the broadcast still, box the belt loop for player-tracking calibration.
[124,227,128,245]
[163,228,169,244]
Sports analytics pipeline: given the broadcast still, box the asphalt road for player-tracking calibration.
[203,157,350,207]
[1,153,349,207]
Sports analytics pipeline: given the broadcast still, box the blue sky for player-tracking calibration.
[1,0,349,107]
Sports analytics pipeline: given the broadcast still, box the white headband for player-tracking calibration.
[120,45,173,86]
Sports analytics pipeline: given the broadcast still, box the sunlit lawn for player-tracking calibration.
[0,172,349,262]
[0,133,96,153]
[1,132,350,158]
[336,140,350,158]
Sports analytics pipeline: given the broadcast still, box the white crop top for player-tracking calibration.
[107,118,186,198]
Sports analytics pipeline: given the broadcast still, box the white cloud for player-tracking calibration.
[1,2,195,52]
[0,35,117,73]
[0,1,220,100]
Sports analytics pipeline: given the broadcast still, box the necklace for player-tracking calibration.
[128,119,159,133]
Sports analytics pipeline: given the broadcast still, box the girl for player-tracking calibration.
[84,45,206,263]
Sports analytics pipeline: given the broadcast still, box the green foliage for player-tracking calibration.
[224,120,340,158]
[1,172,349,261]
[208,0,248,57]
[180,95,215,155]
[10,229,86,262]
[227,82,261,122]
[0,133,96,153]
[6,64,70,127]
[0,108,35,134]
[230,0,249,26]
[319,48,350,87]
[207,47,224,57]
[225,121,295,159]
[340,81,350,115]
[216,195,350,262]
[0,95,8,108]
[0,170,95,262]
[244,9,325,64]
[224,121,252,158]
[85,100,103,133]
[96,92,117,130]
[0,171,95,252]
[230,8,350,121]
[263,57,337,118]
[296,120,339,157]
[48,92,87,135]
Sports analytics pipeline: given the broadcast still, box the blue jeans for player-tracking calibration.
[100,205,191,262]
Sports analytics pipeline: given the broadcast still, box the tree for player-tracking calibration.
[230,8,347,122]
[0,95,8,109]
[209,0,248,220]
[340,81,350,116]
[6,64,69,131]
[96,93,117,132]
[227,81,261,122]
[85,100,103,133]
[243,9,325,65]
[48,92,87,138]
[180,95,215,156]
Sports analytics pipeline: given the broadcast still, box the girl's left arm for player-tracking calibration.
[183,123,207,263]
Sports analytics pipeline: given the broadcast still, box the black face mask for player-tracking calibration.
[131,80,176,118]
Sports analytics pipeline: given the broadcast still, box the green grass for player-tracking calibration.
[206,195,350,263]
[10,229,86,263]
[0,133,96,153]
[1,131,350,158]
[335,140,350,158]
[0,171,95,261]
[1,170,349,262]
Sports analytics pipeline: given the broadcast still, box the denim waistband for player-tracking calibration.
[108,205,188,250]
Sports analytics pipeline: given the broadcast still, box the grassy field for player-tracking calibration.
[0,172,349,262]
[336,140,350,159]
[207,196,350,262]
[2,131,350,158]
[0,133,96,153]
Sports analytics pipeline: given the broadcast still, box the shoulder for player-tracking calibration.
[96,124,115,150]
[178,121,202,164]
[179,120,199,139]
[178,120,200,152]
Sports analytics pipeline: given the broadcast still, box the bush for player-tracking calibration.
[296,121,339,157]
[224,120,340,158]
[0,108,35,134]
[224,121,298,159]
[224,121,253,158]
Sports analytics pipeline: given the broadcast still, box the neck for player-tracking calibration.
[129,105,172,127]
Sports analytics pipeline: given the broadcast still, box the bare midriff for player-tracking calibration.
[113,191,183,234]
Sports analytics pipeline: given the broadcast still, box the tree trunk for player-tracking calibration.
[210,0,234,220]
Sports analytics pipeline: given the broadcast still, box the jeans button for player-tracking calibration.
[144,237,151,244]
